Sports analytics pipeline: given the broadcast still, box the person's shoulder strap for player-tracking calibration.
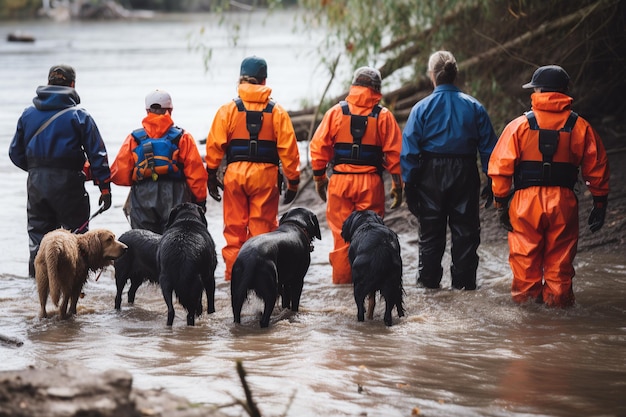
[32,106,75,138]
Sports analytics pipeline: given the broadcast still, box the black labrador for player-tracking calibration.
[231,207,321,328]
[157,202,217,326]
[341,210,404,326]
[114,228,161,310]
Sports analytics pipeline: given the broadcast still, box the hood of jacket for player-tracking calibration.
[33,85,80,110]
[530,92,573,113]
[345,85,382,110]
[237,82,272,105]
[141,112,175,138]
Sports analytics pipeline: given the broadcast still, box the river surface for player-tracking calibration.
[1,10,625,417]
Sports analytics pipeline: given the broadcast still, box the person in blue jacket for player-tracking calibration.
[9,64,112,278]
[401,51,497,290]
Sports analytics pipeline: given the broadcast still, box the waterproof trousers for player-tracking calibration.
[410,157,480,289]
[327,172,385,284]
[222,162,279,281]
[27,167,90,277]
[507,187,578,307]
[129,179,191,234]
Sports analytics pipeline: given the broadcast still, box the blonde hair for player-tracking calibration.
[428,51,457,85]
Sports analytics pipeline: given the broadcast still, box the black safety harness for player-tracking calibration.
[226,98,279,165]
[514,110,579,190]
[332,101,384,173]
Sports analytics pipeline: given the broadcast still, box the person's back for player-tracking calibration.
[111,89,207,234]
[9,64,112,277]
[401,51,497,291]
[205,55,301,281]
[488,65,610,307]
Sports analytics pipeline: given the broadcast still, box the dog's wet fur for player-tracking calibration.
[35,228,127,319]
[341,210,405,326]
[231,207,321,328]
[157,203,217,326]
[114,229,161,310]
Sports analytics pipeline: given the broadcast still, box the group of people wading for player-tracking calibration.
[9,51,610,309]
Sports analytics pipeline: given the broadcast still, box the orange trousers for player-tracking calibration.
[326,172,385,284]
[221,162,279,281]
[507,187,578,307]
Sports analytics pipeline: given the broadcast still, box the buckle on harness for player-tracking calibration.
[249,139,258,157]
[142,142,158,181]
[351,143,360,159]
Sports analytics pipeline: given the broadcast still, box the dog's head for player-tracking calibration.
[279,207,321,242]
[80,229,128,268]
[165,202,208,229]
[341,210,385,243]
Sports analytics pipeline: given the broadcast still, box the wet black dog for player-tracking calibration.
[157,202,217,326]
[341,210,404,326]
[114,229,161,310]
[231,207,321,328]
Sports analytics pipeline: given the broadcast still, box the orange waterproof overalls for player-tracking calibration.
[205,83,300,281]
[310,86,402,284]
[488,92,609,307]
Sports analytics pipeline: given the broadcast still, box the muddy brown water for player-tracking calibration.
[1,11,625,417]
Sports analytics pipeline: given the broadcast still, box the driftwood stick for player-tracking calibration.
[0,333,24,347]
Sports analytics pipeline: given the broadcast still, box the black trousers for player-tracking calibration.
[406,157,481,289]
[27,167,90,277]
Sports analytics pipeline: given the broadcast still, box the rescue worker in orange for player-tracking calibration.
[205,56,300,281]
[310,66,403,285]
[488,65,610,307]
[111,89,208,233]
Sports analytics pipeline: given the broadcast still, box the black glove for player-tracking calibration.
[207,168,223,202]
[588,195,608,233]
[98,190,112,212]
[404,182,419,217]
[283,178,299,205]
[481,177,494,209]
[494,195,513,232]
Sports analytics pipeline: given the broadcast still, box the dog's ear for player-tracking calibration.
[165,205,181,228]
[311,212,321,240]
[341,211,357,243]
[194,204,208,227]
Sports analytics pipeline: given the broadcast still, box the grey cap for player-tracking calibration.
[351,66,382,92]
[48,64,76,86]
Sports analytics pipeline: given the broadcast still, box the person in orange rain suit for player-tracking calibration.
[488,65,610,307]
[111,89,208,234]
[205,56,300,281]
[310,66,403,285]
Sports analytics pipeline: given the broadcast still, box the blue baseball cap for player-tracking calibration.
[240,56,267,80]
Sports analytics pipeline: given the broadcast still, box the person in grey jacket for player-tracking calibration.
[9,64,112,278]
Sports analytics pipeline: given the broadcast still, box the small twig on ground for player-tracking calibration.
[237,360,262,417]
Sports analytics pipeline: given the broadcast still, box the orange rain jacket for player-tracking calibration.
[488,92,609,307]
[111,112,208,202]
[310,85,402,284]
[205,82,300,281]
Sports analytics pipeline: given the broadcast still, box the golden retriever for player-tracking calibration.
[35,228,127,319]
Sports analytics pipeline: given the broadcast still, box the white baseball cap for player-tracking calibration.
[145,89,173,110]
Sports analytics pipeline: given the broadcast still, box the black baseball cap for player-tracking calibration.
[522,65,569,92]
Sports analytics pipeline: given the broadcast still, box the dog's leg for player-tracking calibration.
[354,291,366,322]
[59,294,70,319]
[383,298,394,327]
[203,273,215,314]
[127,277,142,305]
[187,311,195,326]
[366,292,376,321]
[161,285,175,326]
[38,275,49,319]
[260,293,276,328]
